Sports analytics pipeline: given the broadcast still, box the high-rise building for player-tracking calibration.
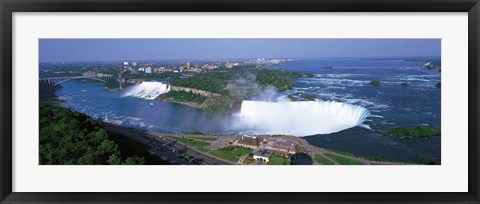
[187,61,191,70]
[145,67,152,74]
[123,61,129,66]
[132,62,137,66]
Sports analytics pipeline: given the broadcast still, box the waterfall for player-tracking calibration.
[122,81,170,100]
[235,100,370,136]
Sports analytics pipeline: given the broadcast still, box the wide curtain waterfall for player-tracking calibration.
[122,81,170,100]
[236,100,370,136]
[122,81,370,136]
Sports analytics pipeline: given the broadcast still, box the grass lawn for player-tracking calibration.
[195,147,210,152]
[189,136,217,141]
[324,153,365,165]
[267,156,289,165]
[210,147,253,162]
[167,136,210,147]
[268,153,290,165]
[314,154,334,165]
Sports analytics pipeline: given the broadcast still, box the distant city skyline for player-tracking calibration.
[39,39,441,63]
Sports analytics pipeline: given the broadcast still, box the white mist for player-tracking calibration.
[122,81,170,100]
[236,100,370,136]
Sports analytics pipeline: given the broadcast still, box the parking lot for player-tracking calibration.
[145,133,233,165]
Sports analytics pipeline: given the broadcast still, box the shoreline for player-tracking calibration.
[103,123,234,165]
[103,122,415,165]
[42,77,440,165]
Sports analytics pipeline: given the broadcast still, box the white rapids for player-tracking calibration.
[122,82,370,136]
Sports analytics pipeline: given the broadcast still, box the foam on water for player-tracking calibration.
[235,100,370,136]
[122,81,170,100]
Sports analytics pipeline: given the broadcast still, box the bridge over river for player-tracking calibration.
[39,75,114,86]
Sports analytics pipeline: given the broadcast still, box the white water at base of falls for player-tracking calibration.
[121,82,370,136]
[122,81,170,100]
[235,100,371,136]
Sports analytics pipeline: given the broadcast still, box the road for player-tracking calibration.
[104,123,409,165]
[148,132,234,165]
[104,123,232,165]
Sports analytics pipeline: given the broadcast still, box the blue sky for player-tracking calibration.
[39,39,440,62]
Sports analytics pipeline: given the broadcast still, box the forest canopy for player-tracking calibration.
[39,105,144,165]
[170,67,302,95]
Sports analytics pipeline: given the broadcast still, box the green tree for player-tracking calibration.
[105,78,120,89]
[369,80,381,87]
[123,156,145,165]
[39,105,145,165]
[107,154,122,165]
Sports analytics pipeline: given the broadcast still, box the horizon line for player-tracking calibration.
[39,56,441,64]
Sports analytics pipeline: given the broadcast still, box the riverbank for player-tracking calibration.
[103,122,416,165]
[48,60,441,164]
[103,123,170,165]
[39,81,62,103]
[39,105,145,165]
[104,123,233,165]
[152,67,302,116]
[156,87,236,116]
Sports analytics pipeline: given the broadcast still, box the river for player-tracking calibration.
[56,58,441,162]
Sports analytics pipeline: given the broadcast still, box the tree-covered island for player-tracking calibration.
[387,125,440,138]
[156,67,304,116]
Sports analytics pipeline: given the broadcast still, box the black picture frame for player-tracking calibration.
[1,0,479,203]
